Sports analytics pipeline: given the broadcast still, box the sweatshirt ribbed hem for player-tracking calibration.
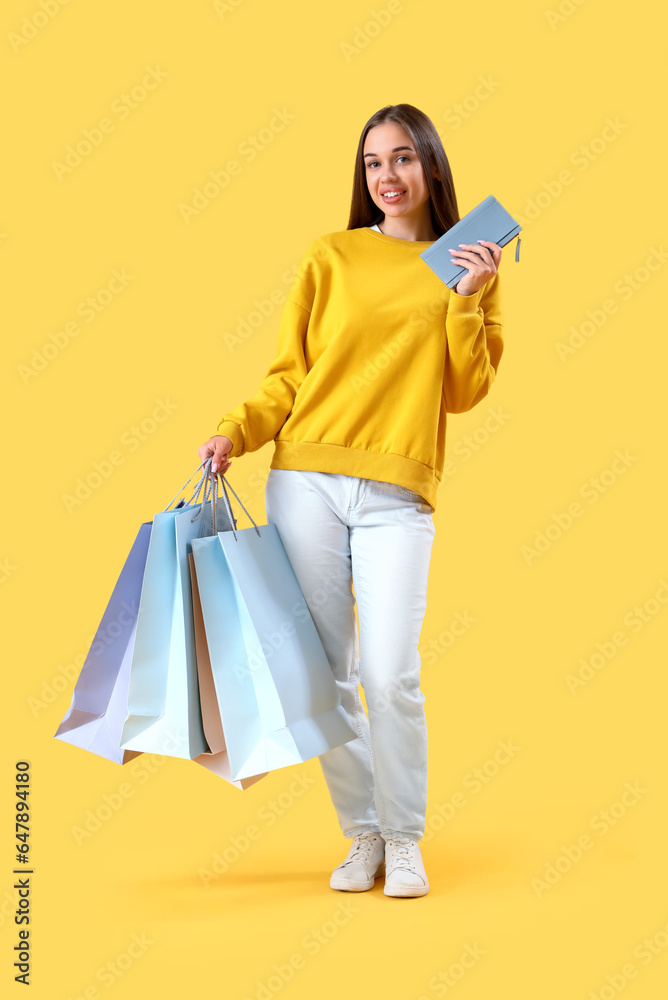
[270,439,439,512]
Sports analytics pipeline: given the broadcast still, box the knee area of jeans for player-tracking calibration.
[363,680,425,713]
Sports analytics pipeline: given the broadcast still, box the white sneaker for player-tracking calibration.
[383,837,429,897]
[330,833,386,891]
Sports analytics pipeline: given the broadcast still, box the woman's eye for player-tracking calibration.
[367,156,410,169]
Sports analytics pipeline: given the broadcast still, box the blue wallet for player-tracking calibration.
[419,195,522,289]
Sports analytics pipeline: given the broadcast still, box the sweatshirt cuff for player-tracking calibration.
[449,285,484,312]
[215,420,244,458]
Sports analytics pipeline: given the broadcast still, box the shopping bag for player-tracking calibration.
[190,470,358,781]
[54,521,152,764]
[188,552,267,790]
[120,465,237,759]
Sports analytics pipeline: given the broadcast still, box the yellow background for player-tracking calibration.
[2,0,667,997]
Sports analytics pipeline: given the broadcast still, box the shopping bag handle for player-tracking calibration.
[200,457,262,542]
[188,461,229,534]
[161,462,211,512]
[161,458,226,513]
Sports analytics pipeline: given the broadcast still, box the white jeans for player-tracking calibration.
[264,469,436,840]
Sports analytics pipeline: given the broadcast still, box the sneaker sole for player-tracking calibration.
[383,882,429,897]
[330,863,386,892]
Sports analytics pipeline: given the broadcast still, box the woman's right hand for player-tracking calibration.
[197,435,234,478]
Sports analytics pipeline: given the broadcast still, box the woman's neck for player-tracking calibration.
[375,215,438,242]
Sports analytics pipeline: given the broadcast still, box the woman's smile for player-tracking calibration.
[380,189,407,204]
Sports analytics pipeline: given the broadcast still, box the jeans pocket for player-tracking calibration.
[393,483,426,503]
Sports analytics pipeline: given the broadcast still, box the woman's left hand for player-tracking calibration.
[449,240,502,296]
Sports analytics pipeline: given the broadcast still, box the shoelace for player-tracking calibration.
[385,837,417,870]
[345,834,379,865]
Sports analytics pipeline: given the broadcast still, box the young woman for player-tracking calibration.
[197,103,505,898]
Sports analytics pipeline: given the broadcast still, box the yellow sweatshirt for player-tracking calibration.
[216,227,504,512]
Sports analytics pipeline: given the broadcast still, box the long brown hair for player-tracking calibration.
[346,103,460,236]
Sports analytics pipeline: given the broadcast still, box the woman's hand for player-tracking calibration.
[197,435,234,478]
[449,240,502,296]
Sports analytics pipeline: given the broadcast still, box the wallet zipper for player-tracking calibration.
[515,236,521,262]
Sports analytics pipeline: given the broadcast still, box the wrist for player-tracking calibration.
[453,281,480,297]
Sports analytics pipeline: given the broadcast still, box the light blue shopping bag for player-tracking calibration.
[190,470,358,781]
[54,521,152,764]
[188,550,268,790]
[120,465,236,759]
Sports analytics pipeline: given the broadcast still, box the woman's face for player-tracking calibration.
[363,122,433,222]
